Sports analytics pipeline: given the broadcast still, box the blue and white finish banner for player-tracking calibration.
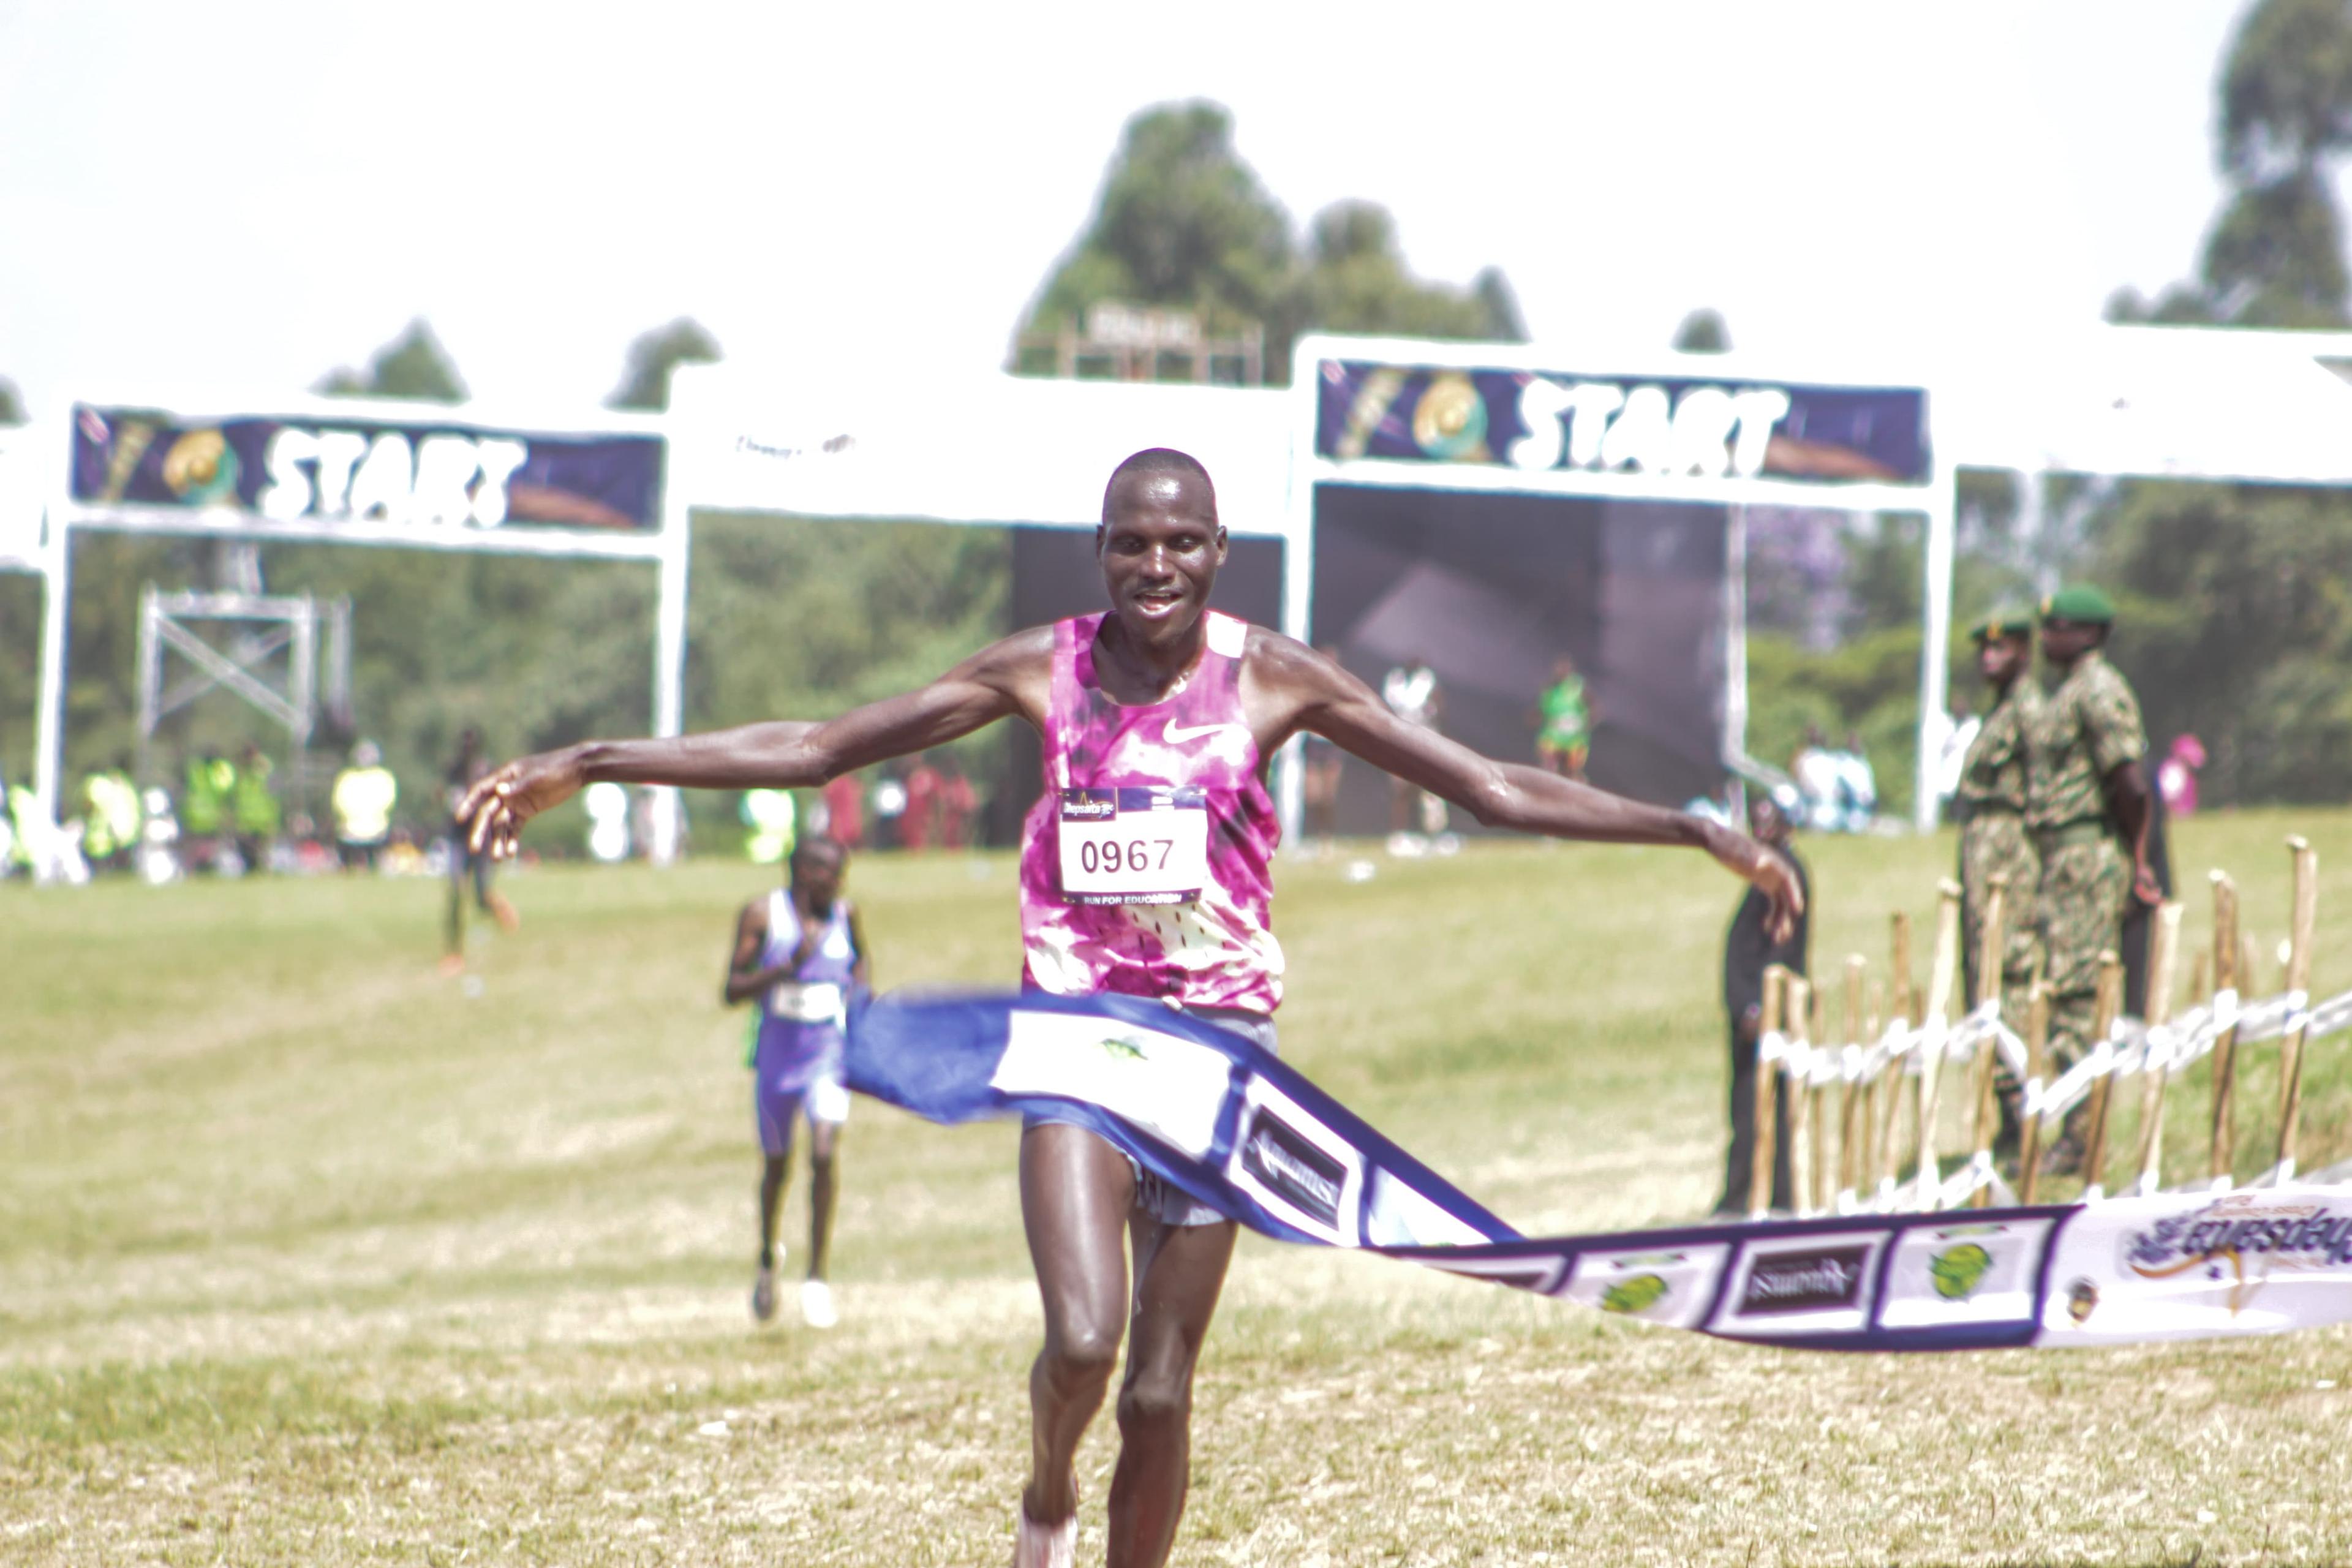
[848,991,2352,1353]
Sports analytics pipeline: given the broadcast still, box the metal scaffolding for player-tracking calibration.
[135,586,352,812]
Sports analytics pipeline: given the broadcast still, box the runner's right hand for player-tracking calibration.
[459,748,586,860]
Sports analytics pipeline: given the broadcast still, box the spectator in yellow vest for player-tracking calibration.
[332,741,398,872]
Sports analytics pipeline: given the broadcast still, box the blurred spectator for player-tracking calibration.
[183,750,235,871]
[1715,790,1807,1216]
[584,781,632,862]
[331,741,398,871]
[1790,725,1876,834]
[1932,695,1979,812]
[81,758,140,873]
[820,771,867,850]
[741,787,797,865]
[870,766,908,850]
[937,753,979,850]
[902,755,943,852]
[443,728,519,974]
[1533,654,1594,783]
[1837,730,1878,826]
[232,742,281,873]
[1381,655,1447,847]
[2157,734,2206,818]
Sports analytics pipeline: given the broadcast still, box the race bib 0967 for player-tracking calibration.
[1057,788,1211,906]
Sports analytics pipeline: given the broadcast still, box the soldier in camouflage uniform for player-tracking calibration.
[1956,608,2041,1028]
[2027,586,2162,1169]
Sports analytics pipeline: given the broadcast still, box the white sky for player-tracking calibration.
[0,0,2251,421]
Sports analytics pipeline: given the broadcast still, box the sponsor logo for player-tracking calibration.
[1058,790,1117,821]
[1095,1035,1147,1063]
[2122,1194,2352,1314]
[1929,1242,1996,1302]
[1740,1245,1871,1314]
[2067,1277,2100,1324]
[1161,721,1246,748]
[1600,1274,1670,1316]
[1238,1110,1348,1229]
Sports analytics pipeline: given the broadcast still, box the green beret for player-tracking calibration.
[2040,586,2116,625]
[1969,606,2034,642]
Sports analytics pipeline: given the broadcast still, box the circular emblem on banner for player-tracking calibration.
[1411,372,1490,461]
[162,428,239,504]
[2067,1276,2100,1324]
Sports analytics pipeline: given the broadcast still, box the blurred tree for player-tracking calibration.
[1673,308,1731,352]
[1298,201,1523,341]
[2089,479,2352,804]
[608,318,722,412]
[1016,100,1523,382]
[1020,104,1294,356]
[0,376,24,424]
[315,319,468,402]
[2110,0,2352,327]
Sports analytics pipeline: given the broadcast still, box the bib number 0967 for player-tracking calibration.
[1058,788,1210,906]
[1077,836,1174,876]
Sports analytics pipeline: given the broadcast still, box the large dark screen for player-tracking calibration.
[1309,484,1727,831]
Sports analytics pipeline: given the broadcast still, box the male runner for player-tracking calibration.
[460,448,1800,1568]
[442,729,519,976]
[725,835,865,1329]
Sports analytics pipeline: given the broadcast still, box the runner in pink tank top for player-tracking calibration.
[461,448,1803,1568]
[1019,608,1282,1013]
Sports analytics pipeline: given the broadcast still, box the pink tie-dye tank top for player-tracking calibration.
[1018,610,1284,1014]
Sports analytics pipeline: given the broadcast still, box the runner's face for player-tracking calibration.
[793,851,843,910]
[1098,472,1224,645]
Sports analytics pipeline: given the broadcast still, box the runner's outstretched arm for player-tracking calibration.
[459,630,1047,859]
[1263,638,1803,938]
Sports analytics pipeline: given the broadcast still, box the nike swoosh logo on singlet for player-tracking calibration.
[1163,720,1247,747]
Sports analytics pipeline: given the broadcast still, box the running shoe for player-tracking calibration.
[800,1278,837,1329]
[1012,1507,1076,1568]
[751,1264,778,1323]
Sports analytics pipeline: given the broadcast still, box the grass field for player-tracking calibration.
[6,811,2352,1566]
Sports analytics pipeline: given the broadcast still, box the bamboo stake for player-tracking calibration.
[1750,964,1787,1222]
[2080,955,2125,1200]
[2207,872,2241,1191]
[1966,876,2010,1208]
[1788,975,1817,1216]
[2273,837,2320,1185]
[1913,882,1963,1208]
[1863,977,1887,1202]
[2130,902,2185,1196]
[1836,955,1866,1212]
[1891,911,1916,1032]
[2017,984,2051,1204]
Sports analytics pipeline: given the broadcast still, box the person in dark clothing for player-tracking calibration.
[2119,780,2174,1018]
[1715,790,1810,1216]
[442,728,519,975]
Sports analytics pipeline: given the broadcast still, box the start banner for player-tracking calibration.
[848,989,2352,1352]
[1313,359,1930,486]
[70,404,665,536]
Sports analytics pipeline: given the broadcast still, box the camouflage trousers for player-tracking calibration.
[1961,812,2040,1027]
[2036,834,2130,1070]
